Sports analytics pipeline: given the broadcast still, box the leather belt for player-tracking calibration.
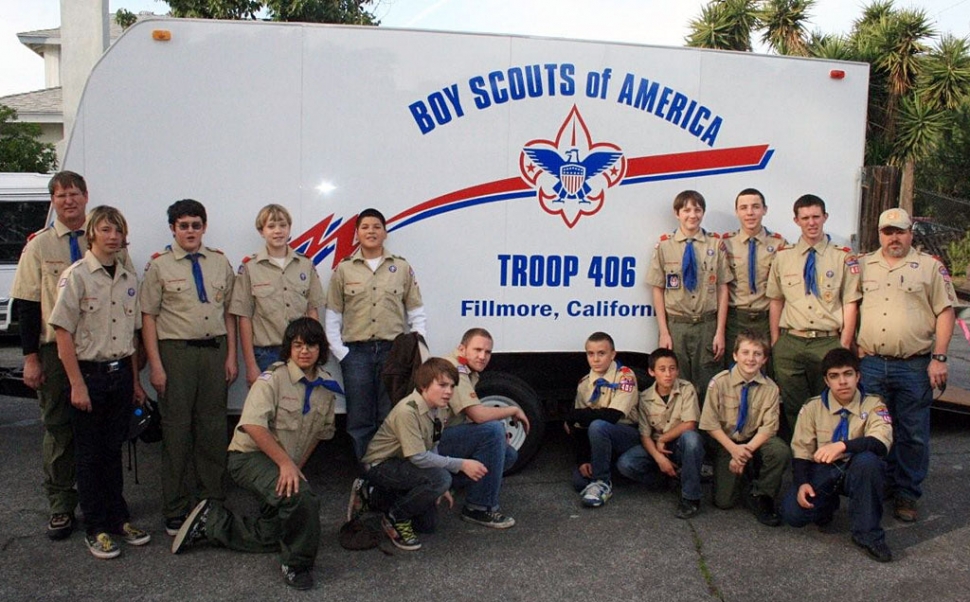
[668,312,716,324]
[78,358,129,374]
[785,329,837,339]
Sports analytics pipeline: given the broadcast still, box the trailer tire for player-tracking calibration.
[476,372,545,475]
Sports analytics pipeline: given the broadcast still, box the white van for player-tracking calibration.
[62,18,869,466]
[0,173,51,332]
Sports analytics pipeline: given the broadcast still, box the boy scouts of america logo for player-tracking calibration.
[519,105,626,228]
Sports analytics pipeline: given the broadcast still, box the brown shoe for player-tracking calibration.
[893,496,917,522]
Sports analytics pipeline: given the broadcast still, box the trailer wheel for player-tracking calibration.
[476,372,545,474]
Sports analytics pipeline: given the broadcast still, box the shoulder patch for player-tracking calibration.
[150,251,163,260]
[939,265,951,282]
[619,376,635,393]
[58,277,68,288]
[619,366,633,374]
[709,231,721,239]
[26,231,40,242]
[258,371,273,381]
[457,364,470,375]
[722,231,735,239]
[241,254,255,264]
[659,233,670,242]
[770,232,784,239]
[838,246,852,254]
[874,407,892,424]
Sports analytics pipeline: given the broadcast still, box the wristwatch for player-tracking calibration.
[931,354,947,362]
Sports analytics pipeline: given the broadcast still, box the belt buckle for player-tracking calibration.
[106,361,122,373]
[806,330,820,338]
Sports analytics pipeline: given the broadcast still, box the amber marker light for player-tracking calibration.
[152,30,172,41]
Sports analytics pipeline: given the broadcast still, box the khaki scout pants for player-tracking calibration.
[205,452,321,569]
[38,343,77,515]
[158,339,228,519]
[712,436,790,509]
[772,332,842,438]
[668,315,722,407]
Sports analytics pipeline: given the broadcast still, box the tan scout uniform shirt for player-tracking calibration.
[646,229,733,318]
[48,251,140,362]
[700,366,780,443]
[857,247,956,358]
[229,247,326,346]
[326,248,423,343]
[766,238,862,332]
[443,352,479,428]
[574,361,638,425]
[139,243,235,340]
[362,390,440,465]
[791,391,893,461]
[636,378,700,441]
[228,361,337,463]
[724,228,788,311]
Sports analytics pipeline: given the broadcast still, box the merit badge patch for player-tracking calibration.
[58,277,67,288]
[666,273,680,289]
[940,266,951,282]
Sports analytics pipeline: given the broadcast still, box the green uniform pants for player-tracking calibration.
[772,332,842,438]
[205,452,321,569]
[712,435,790,509]
[726,308,773,377]
[159,339,228,519]
[38,343,77,515]
[669,316,722,406]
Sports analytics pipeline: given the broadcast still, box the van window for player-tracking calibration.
[0,202,49,264]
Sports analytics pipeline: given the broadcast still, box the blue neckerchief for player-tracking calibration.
[300,375,344,414]
[682,238,698,292]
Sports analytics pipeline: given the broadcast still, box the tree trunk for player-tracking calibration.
[860,165,901,253]
[899,158,915,215]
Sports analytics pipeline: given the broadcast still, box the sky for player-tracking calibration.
[2,0,970,98]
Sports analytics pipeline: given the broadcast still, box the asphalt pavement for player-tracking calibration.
[0,329,969,602]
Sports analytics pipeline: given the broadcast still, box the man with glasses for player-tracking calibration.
[360,358,488,551]
[140,199,237,537]
[857,208,956,523]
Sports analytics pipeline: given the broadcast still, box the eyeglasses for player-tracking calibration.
[175,221,205,231]
[432,417,442,444]
[290,341,319,352]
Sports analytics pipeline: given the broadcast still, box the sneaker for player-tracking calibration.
[114,523,152,546]
[381,514,421,551]
[85,532,121,559]
[676,497,701,519]
[164,515,186,537]
[893,496,918,522]
[48,513,75,541]
[852,535,893,563]
[171,500,210,554]
[281,564,314,590]
[751,495,781,527]
[346,477,371,522]
[460,507,516,529]
[580,480,613,508]
[700,461,715,483]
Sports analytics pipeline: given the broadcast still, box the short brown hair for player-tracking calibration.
[255,204,292,230]
[586,331,615,351]
[734,188,765,208]
[48,171,87,196]
[673,190,705,212]
[733,329,769,355]
[414,357,459,391]
[460,327,493,346]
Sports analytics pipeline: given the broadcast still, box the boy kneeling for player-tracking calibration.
[616,349,704,518]
[779,348,894,563]
[700,330,790,526]
[361,358,489,551]
[172,318,339,590]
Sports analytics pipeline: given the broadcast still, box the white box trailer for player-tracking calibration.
[0,173,52,332]
[62,18,868,466]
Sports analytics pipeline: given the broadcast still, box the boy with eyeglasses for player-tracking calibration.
[360,358,487,551]
[140,199,237,537]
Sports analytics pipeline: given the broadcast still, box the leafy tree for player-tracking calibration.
[686,0,761,51]
[116,8,138,29]
[162,0,377,24]
[0,105,57,173]
[759,0,815,56]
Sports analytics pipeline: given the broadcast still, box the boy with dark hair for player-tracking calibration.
[361,357,488,551]
[172,318,339,590]
[646,190,732,405]
[700,330,789,526]
[617,348,704,518]
[779,348,894,563]
[564,332,639,508]
[141,198,237,536]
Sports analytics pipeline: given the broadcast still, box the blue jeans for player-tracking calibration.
[780,451,886,545]
[584,420,640,483]
[617,429,704,500]
[365,458,452,522]
[341,341,393,460]
[438,421,516,510]
[860,355,932,501]
[253,346,282,372]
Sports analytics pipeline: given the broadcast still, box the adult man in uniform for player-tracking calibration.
[722,188,787,360]
[857,208,955,522]
[11,171,90,539]
[140,199,237,535]
[441,328,527,527]
[767,194,861,436]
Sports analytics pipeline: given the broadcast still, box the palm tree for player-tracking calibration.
[759,0,815,56]
[686,0,761,51]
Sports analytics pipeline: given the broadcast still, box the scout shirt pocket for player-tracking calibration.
[76,296,102,350]
[274,394,304,433]
[860,280,881,311]
[647,406,669,434]
[901,280,926,311]
[208,276,230,307]
[43,261,69,289]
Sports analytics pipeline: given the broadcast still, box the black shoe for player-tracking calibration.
[281,564,313,590]
[48,513,75,541]
[893,496,918,522]
[164,515,186,537]
[460,507,516,529]
[751,495,781,527]
[852,536,893,563]
[676,498,701,519]
[171,500,210,554]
